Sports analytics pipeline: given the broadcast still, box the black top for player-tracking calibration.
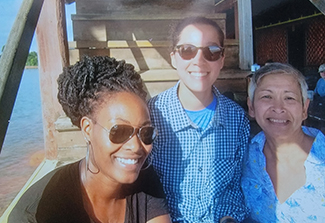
[8,161,168,223]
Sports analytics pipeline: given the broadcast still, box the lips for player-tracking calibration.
[189,72,208,77]
[268,118,288,124]
[116,157,139,165]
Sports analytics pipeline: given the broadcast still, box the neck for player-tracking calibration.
[80,159,123,200]
[79,159,126,223]
[263,131,313,163]
[178,83,214,111]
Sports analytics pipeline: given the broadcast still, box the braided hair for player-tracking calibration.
[57,56,147,128]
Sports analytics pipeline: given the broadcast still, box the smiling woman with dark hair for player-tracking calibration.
[8,56,171,223]
[148,16,249,223]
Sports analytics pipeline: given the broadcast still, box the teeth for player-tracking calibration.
[116,157,138,165]
[269,118,287,123]
[190,72,207,77]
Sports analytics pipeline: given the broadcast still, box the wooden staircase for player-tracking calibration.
[55,0,249,163]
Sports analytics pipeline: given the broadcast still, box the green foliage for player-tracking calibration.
[26,51,38,66]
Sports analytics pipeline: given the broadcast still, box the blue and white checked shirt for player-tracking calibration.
[148,81,250,222]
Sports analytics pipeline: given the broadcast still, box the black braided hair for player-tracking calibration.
[57,56,147,128]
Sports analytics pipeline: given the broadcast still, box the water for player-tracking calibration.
[0,68,44,216]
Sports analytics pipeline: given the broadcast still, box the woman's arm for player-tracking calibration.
[147,214,172,223]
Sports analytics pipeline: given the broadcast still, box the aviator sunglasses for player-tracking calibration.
[175,44,224,62]
[96,123,158,145]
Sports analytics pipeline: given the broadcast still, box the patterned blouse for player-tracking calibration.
[242,126,325,222]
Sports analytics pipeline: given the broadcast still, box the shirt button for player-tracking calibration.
[198,167,202,172]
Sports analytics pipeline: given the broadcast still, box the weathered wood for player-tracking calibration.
[309,0,325,15]
[75,0,215,14]
[36,0,69,159]
[72,14,226,42]
[234,2,239,39]
[0,0,44,152]
[215,0,237,12]
[237,0,253,70]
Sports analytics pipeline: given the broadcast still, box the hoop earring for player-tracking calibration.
[86,141,100,174]
[141,155,152,171]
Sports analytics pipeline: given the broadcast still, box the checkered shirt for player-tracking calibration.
[148,82,250,222]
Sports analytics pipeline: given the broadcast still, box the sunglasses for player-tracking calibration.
[175,44,224,61]
[96,123,158,145]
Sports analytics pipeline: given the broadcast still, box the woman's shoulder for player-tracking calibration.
[148,84,177,107]
[305,127,325,162]
[8,161,79,222]
[8,161,87,223]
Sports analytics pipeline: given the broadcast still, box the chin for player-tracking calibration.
[120,173,141,185]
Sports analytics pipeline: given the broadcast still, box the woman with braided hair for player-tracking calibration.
[9,56,171,223]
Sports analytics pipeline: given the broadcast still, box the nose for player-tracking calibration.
[123,132,144,153]
[271,99,285,113]
[192,48,207,64]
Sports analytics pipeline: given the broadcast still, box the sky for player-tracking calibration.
[0,0,76,53]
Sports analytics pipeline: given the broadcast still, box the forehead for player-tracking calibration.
[178,24,221,45]
[96,92,149,123]
[257,73,300,91]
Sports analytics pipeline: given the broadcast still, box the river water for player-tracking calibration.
[0,68,44,216]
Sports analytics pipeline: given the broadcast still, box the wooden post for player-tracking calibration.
[36,0,69,159]
[237,0,254,70]
[0,0,44,152]
[234,2,239,40]
[310,0,325,15]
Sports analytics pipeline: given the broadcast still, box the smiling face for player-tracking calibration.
[170,24,225,96]
[248,73,309,140]
[81,91,153,185]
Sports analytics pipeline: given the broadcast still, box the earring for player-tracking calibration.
[141,155,153,171]
[86,141,100,174]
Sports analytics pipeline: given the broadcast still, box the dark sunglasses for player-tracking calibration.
[96,123,158,145]
[175,44,224,61]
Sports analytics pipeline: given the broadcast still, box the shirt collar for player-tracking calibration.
[250,131,266,153]
[168,82,227,131]
[168,81,193,132]
[303,126,325,164]
[211,86,225,128]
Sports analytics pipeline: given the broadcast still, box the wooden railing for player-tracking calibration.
[0,0,44,152]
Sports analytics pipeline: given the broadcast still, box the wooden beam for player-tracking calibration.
[215,0,237,12]
[234,1,239,39]
[0,0,44,152]
[36,0,69,160]
[309,0,325,15]
[237,0,254,70]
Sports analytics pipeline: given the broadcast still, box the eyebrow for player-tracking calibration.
[257,89,298,95]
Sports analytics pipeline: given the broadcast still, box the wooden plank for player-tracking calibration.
[215,0,237,12]
[237,0,253,70]
[0,0,44,152]
[75,0,216,14]
[0,160,58,222]
[36,0,70,160]
[309,0,325,15]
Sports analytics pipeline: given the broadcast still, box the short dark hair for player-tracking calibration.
[57,56,147,128]
[170,16,225,50]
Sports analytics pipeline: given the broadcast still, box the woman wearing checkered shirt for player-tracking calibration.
[148,16,250,223]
